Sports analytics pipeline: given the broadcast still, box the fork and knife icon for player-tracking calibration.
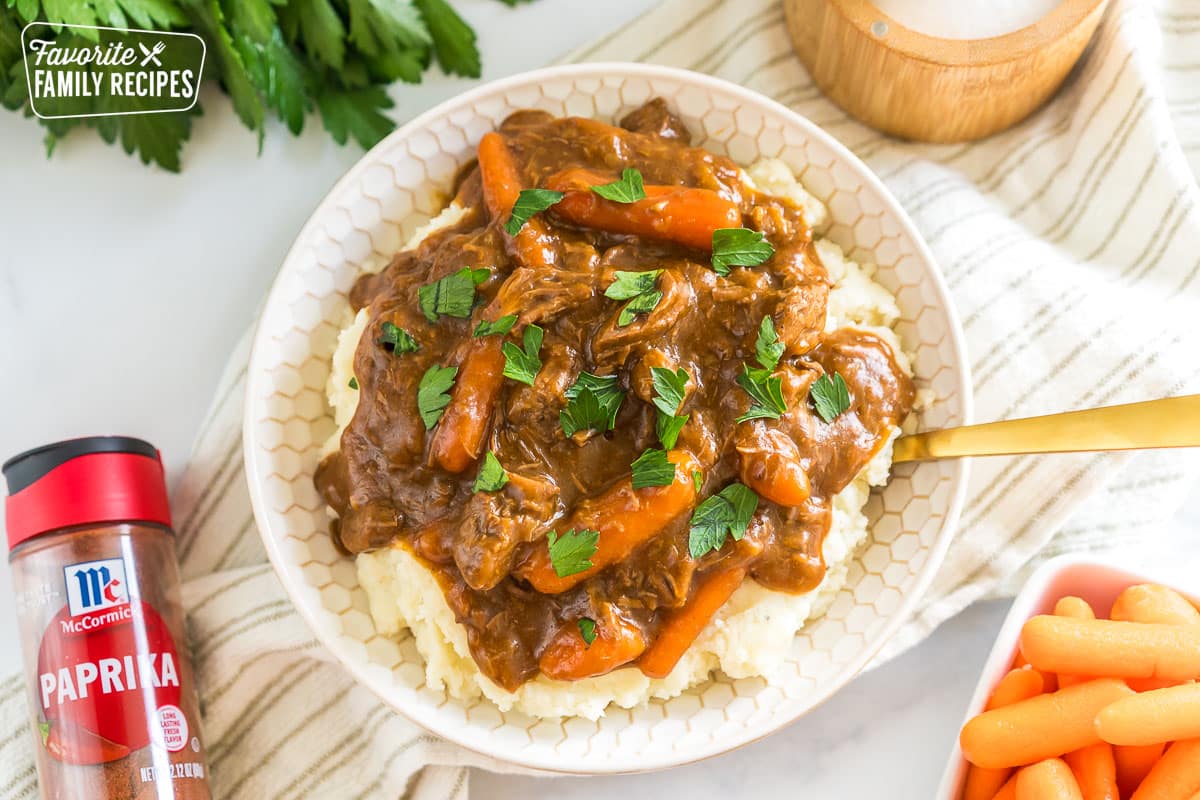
[138,41,166,67]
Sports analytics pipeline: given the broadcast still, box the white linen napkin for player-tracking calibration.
[4,0,1200,796]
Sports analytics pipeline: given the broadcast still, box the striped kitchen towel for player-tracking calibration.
[4,0,1200,797]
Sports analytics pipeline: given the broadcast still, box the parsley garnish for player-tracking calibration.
[631,448,675,489]
[473,314,518,338]
[472,451,509,493]
[348,376,359,390]
[810,372,852,423]
[547,529,599,578]
[501,324,543,385]
[5,0,497,171]
[755,316,785,370]
[692,470,704,493]
[577,617,597,647]
[650,366,690,449]
[711,228,775,276]
[590,168,647,203]
[418,268,489,322]
[736,365,788,423]
[417,364,456,429]
[688,483,760,559]
[561,373,625,438]
[504,189,564,235]
[605,269,663,327]
[378,322,420,354]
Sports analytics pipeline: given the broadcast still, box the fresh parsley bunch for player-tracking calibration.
[0,0,529,171]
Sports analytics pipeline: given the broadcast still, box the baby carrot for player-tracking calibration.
[1129,738,1200,800]
[1020,616,1200,681]
[960,679,1133,769]
[993,775,1018,800]
[1064,743,1118,800]
[1110,583,1200,626]
[1114,742,1165,796]
[1096,682,1200,746]
[516,449,701,593]
[429,337,507,473]
[1053,597,1096,689]
[545,169,741,251]
[638,566,746,679]
[1016,759,1084,800]
[963,668,1045,800]
[538,610,647,681]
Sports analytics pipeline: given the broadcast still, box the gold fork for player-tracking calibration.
[893,395,1200,463]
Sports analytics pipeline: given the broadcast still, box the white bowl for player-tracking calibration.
[243,62,972,773]
[936,555,1200,798]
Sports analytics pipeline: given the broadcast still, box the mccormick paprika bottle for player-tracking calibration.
[4,437,212,800]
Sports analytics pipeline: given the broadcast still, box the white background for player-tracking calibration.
[1,1,1196,796]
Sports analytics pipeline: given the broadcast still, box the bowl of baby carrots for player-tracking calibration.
[940,555,1200,800]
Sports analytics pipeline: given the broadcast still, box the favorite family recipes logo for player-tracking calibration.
[20,23,205,119]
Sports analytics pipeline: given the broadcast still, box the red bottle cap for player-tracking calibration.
[3,436,172,551]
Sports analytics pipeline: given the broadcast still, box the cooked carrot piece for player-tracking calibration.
[478,132,521,219]
[1064,743,1118,800]
[1129,738,1200,800]
[1016,759,1083,800]
[1053,597,1096,689]
[638,566,746,679]
[429,337,507,473]
[959,679,1133,769]
[545,169,741,251]
[539,610,647,681]
[963,668,1045,800]
[516,449,701,593]
[736,426,811,507]
[1020,616,1200,681]
[1114,742,1166,797]
[1127,676,1189,692]
[1110,583,1200,626]
[1096,682,1200,746]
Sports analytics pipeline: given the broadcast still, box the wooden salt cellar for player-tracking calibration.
[784,0,1109,142]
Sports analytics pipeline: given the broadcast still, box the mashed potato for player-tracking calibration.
[326,160,910,719]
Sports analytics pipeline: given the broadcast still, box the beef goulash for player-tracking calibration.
[316,100,914,692]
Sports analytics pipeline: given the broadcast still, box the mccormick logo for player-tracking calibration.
[64,558,128,618]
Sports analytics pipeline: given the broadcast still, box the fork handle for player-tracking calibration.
[892,395,1200,463]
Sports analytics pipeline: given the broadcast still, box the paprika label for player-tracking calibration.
[37,557,185,763]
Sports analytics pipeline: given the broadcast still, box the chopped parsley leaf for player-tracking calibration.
[473,314,518,338]
[810,372,852,423]
[378,321,420,354]
[710,228,775,276]
[692,470,704,493]
[417,364,457,429]
[547,529,599,578]
[605,269,664,327]
[755,316,785,371]
[735,365,787,423]
[577,617,597,646]
[630,448,675,489]
[688,483,759,559]
[472,451,509,493]
[650,366,690,449]
[418,267,489,322]
[504,188,564,235]
[561,373,625,438]
[348,376,359,390]
[501,324,544,385]
[590,168,647,203]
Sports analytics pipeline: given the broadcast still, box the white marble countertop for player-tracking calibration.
[1,2,1197,796]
